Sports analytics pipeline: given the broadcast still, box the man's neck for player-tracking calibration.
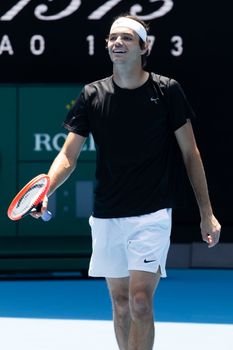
[113,66,149,89]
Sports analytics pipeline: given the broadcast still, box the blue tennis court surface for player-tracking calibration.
[0,269,232,349]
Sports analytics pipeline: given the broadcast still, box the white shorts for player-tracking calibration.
[88,208,172,278]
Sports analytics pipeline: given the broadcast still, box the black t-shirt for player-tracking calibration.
[64,73,196,218]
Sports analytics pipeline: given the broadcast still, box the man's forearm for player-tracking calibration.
[183,149,213,217]
[46,132,86,196]
[47,152,76,196]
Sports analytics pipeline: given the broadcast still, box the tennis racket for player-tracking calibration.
[7,174,52,222]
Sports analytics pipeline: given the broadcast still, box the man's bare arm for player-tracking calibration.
[47,132,86,196]
[175,120,221,247]
[32,132,86,218]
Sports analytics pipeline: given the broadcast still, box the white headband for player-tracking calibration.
[110,17,147,43]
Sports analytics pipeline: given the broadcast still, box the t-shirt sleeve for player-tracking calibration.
[168,79,196,131]
[63,88,90,137]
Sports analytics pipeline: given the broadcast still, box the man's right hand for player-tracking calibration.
[30,195,48,219]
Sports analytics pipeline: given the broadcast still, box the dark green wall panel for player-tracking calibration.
[0,87,17,237]
[0,85,95,271]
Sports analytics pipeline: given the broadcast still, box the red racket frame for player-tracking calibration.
[7,174,50,221]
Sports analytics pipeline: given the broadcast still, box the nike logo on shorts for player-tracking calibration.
[144,258,157,263]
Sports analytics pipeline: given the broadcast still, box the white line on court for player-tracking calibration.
[0,318,232,350]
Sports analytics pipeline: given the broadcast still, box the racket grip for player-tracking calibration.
[41,210,52,222]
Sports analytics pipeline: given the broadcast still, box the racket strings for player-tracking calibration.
[16,183,44,208]
[12,180,47,217]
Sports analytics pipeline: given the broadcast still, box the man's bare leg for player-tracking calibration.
[106,269,160,350]
[128,270,160,350]
[106,277,131,350]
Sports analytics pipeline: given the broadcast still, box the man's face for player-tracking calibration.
[107,27,143,64]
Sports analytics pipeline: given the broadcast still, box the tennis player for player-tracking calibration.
[34,14,221,350]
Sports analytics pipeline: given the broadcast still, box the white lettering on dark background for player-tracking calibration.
[0,1,173,21]
[0,2,182,57]
[34,133,95,152]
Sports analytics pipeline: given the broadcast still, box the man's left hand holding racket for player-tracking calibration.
[7,174,52,222]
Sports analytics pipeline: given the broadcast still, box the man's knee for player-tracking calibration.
[111,292,130,318]
[129,291,153,322]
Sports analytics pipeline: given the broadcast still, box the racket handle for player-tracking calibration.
[41,210,52,222]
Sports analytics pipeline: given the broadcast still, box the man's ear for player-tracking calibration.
[140,40,149,55]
